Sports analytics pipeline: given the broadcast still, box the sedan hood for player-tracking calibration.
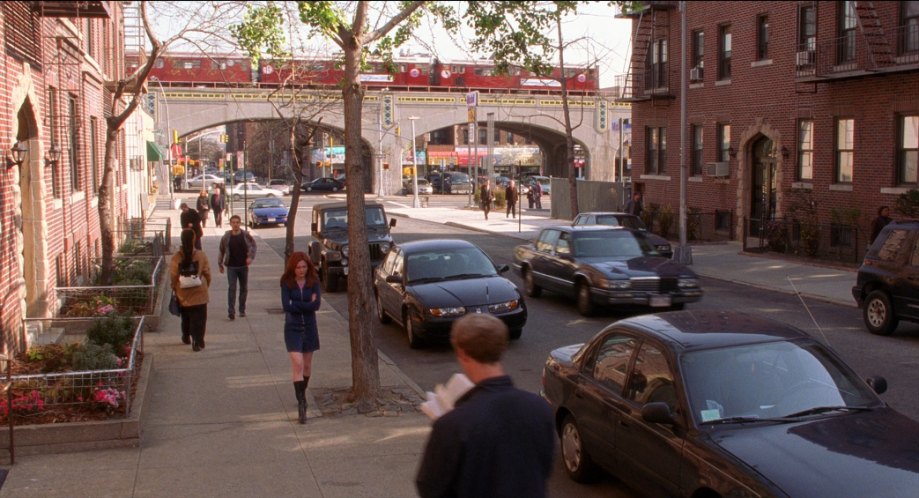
[410,276,520,307]
[712,408,919,497]
[581,257,695,278]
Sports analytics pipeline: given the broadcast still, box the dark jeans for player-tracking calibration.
[227,266,249,314]
[181,303,208,344]
[506,201,516,218]
[213,209,223,227]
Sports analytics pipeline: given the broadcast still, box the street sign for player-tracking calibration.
[381,94,395,127]
[466,91,478,108]
[467,107,477,124]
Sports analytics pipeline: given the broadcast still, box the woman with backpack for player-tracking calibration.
[170,229,212,351]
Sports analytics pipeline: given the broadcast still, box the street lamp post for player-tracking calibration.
[408,116,420,208]
[150,76,173,199]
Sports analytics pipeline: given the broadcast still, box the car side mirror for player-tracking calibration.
[496,264,509,274]
[385,274,403,284]
[641,402,677,425]
[865,376,887,394]
[389,218,397,228]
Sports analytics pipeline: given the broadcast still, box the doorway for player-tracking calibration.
[748,136,777,236]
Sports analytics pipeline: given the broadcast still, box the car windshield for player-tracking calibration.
[406,247,497,283]
[572,231,657,258]
[595,215,647,230]
[253,198,284,208]
[449,173,470,183]
[681,340,881,425]
[322,207,387,228]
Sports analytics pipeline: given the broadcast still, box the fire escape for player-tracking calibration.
[615,1,677,103]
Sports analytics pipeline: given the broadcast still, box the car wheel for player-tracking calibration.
[332,187,339,192]
[561,415,597,483]
[524,267,542,297]
[233,194,241,201]
[509,328,522,340]
[376,291,391,324]
[863,290,898,335]
[306,186,313,192]
[576,281,594,316]
[404,308,423,349]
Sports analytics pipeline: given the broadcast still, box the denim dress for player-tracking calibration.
[281,281,321,352]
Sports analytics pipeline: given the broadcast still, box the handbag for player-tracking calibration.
[168,292,181,316]
[178,274,203,288]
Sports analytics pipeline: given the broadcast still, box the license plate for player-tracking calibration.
[343,267,349,275]
[650,296,671,307]
[267,217,275,222]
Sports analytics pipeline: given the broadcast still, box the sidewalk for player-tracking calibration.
[0,195,857,497]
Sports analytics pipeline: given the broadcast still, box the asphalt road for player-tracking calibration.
[252,196,919,498]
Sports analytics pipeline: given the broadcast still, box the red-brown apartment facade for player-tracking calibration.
[0,1,129,353]
[620,1,919,244]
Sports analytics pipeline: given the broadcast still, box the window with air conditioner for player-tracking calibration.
[706,162,729,177]
[796,50,815,67]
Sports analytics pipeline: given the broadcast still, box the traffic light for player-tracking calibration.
[173,129,179,144]
[219,133,229,143]
[381,94,394,127]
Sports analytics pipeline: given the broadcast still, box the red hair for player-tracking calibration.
[281,251,318,288]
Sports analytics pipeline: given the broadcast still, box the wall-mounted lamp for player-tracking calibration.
[781,146,790,159]
[728,147,737,159]
[6,141,27,169]
[45,145,62,166]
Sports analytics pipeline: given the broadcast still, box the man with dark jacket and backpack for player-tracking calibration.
[218,215,257,320]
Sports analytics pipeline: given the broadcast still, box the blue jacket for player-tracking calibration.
[280,281,321,333]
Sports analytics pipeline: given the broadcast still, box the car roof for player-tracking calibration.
[607,310,810,352]
[543,225,623,233]
[397,238,479,253]
[578,211,636,217]
[314,201,384,210]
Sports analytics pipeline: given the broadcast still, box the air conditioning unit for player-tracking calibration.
[689,67,703,81]
[706,162,729,177]
[795,50,815,67]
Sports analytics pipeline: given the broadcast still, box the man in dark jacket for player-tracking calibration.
[218,215,257,320]
[416,314,554,498]
[210,185,226,227]
[506,180,518,219]
[179,203,203,249]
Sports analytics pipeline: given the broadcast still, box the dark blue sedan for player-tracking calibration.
[542,310,919,497]
[247,197,288,228]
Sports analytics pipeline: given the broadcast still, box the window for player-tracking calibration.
[839,1,858,63]
[181,60,201,69]
[626,343,676,411]
[691,124,703,176]
[798,120,814,180]
[494,128,500,143]
[835,118,855,183]
[898,115,919,184]
[902,1,919,54]
[757,15,770,60]
[646,126,667,175]
[462,127,470,145]
[90,117,99,194]
[536,229,561,253]
[478,128,486,145]
[587,334,638,393]
[86,19,94,59]
[155,58,164,68]
[646,38,668,89]
[68,95,81,191]
[719,25,732,79]
[717,123,731,162]
[48,87,61,198]
[507,132,514,143]
[691,30,704,80]
[799,5,817,52]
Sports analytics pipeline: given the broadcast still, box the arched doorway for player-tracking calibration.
[15,99,44,318]
[748,135,778,236]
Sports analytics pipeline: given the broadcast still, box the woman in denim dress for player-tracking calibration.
[280,251,321,424]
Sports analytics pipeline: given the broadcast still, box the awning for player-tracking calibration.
[146,141,165,162]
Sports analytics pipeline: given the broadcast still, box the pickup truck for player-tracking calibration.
[309,201,396,292]
[513,225,702,316]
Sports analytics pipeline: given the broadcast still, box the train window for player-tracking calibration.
[226,59,235,67]
[563,68,577,78]
[474,67,494,76]
[450,65,465,73]
[155,59,164,68]
[182,60,201,69]
[399,64,407,72]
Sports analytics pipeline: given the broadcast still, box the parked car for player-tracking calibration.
[374,239,526,348]
[309,201,395,292]
[247,197,289,228]
[183,174,224,191]
[852,220,919,335]
[265,179,293,195]
[233,170,256,183]
[542,310,919,497]
[303,177,345,192]
[572,211,673,258]
[403,178,433,195]
[427,171,473,195]
[226,182,284,200]
[513,225,701,315]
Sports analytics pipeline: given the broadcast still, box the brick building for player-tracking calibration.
[619,1,919,245]
[1,1,128,353]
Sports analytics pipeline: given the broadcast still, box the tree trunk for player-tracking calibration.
[98,124,120,285]
[341,37,381,410]
[557,17,579,218]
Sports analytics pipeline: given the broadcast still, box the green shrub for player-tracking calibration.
[72,343,118,371]
[494,188,507,208]
[657,204,675,238]
[895,189,919,218]
[86,314,135,354]
[25,343,82,373]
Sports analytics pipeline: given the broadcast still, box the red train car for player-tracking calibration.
[137,53,253,86]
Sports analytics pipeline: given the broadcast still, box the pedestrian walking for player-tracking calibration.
[416,313,554,498]
[869,205,893,245]
[196,189,210,227]
[169,229,211,352]
[210,185,226,227]
[480,180,494,220]
[179,203,203,250]
[526,181,536,209]
[626,191,643,217]
[218,215,257,320]
[174,175,182,192]
[280,251,321,424]
[506,180,518,219]
[533,180,543,209]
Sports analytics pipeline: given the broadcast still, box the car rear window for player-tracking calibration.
[870,229,912,262]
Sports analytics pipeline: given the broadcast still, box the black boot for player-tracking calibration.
[294,381,307,424]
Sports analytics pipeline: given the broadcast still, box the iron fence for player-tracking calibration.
[642,208,735,243]
[2,316,145,423]
[55,257,165,319]
[743,217,865,265]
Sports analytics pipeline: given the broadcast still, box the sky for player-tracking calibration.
[150,1,633,89]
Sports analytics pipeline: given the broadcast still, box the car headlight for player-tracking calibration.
[429,306,466,318]
[487,299,520,313]
[656,244,672,253]
[678,277,699,288]
[608,279,632,289]
[341,244,349,258]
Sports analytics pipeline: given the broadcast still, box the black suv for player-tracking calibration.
[309,201,396,292]
[852,220,919,335]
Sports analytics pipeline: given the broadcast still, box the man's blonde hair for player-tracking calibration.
[450,314,508,364]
